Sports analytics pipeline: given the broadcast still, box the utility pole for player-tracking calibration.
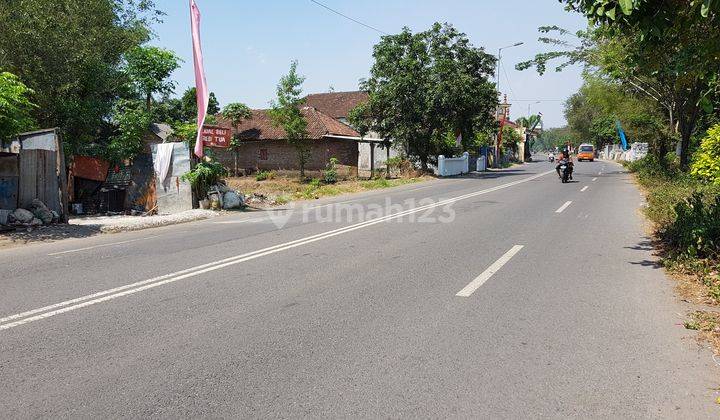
[494,42,523,168]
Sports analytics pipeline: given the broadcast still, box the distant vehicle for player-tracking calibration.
[577,144,595,162]
[548,152,555,162]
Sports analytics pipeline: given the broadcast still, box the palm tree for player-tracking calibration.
[516,114,542,160]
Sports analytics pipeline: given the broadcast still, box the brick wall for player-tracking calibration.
[210,138,358,177]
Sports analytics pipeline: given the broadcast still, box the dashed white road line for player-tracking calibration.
[1,170,554,331]
[555,201,573,213]
[48,236,161,256]
[456,245,524,297]
[581,186,589,192]
[592,177,598,181]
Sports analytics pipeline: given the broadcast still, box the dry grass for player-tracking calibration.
[226,174,432,205]
[685,311,720,355]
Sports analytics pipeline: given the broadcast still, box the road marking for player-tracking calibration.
[48,236,161,256]
[456,245,524,297]
[212,219,254,225]
[598,171,603,175]
[0,170,554,331]
[581,186,588,192]
[555,201,573,213]
[592,177,598,181]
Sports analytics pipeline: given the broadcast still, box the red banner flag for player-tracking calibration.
[190,0,209,158]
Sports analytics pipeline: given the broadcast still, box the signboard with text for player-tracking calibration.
[201,125,232,148]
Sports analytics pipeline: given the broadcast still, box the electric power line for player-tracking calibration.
[500,61,516,98]
[309,0,389,35]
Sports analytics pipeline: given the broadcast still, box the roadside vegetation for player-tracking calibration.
[518,1,720,354]
[226,172,428,206]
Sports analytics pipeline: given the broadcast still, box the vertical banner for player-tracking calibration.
[190,0,209,158]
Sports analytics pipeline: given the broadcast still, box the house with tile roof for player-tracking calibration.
[211,106,362,177]
[305,91,399,176]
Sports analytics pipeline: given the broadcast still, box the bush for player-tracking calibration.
[664,193,720,259]
[323,157,339,184]
[691,123,720,185]
[181,160,227,199]
[255,170,275,181]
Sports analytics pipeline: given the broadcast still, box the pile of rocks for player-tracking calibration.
[6,199,59,229]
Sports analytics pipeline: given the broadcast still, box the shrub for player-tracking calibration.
[664,193,720,259]
[182,160,227,199]
[255,170,275,181]
[691,124,720,185]
[323,157,339,184]
[309,178,321,188]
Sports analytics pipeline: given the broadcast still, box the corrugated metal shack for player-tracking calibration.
[0,129,68,223]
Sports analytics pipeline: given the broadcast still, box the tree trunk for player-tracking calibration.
[234,149,239,177]
[146,93,152,111]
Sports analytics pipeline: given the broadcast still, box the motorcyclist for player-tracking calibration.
[556,148,573,180]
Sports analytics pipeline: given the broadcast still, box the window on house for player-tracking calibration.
[259,148,268,160]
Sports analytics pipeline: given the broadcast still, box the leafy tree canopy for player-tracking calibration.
[0,0,162,155]
[0,71,36,142]
[357,22,497,169]
[124,46,181,110]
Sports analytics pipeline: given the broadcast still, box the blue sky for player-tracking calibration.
[152,0,588,128]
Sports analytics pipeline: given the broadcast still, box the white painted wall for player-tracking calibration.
[438,152,469,176]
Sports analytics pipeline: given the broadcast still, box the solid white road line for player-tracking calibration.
[581,186,589,192]
[456,245,524,297]
[48,236,161,256]
[592,177,598,181]
[555,201,573,213]
[0,170,554,331]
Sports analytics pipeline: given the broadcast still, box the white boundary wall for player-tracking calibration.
[438,152,469,176]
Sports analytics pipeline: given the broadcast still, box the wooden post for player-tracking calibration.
[385,141,391,178]
[369,143,375,179]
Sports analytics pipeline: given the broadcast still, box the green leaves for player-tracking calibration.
[360,23,497,168]
[269,61,310,177]
[124,46,181,109]
[618,0,634,15]
[0,71,36,142]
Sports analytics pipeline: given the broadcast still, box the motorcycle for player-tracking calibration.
[558,159,571,183]
[548,153,555,162]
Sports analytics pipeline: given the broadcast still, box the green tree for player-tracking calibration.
[0,71,36,142]
[124,46,181,111]
[180,87,220,122]
[358,23,497,170]
[501,125,522,157]
[542,2,720,167]
[269,61,309,178]
[0,0,161,154]
[222,102,252,176]
[107,99,151,163]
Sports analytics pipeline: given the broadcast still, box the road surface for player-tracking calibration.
[1,159,717,418]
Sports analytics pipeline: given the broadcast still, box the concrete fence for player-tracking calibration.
[438,152,469,176]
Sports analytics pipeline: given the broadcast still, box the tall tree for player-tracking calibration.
[124,46,181,111]
[222,102,252,176]
[357,23,497,170]
[269,61,309,178]
[0,71,36,143]
[534,2,720,167]
[0,0,161,154]
[179,87,220,122]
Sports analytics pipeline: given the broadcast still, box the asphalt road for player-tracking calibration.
[1,159,718,418]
